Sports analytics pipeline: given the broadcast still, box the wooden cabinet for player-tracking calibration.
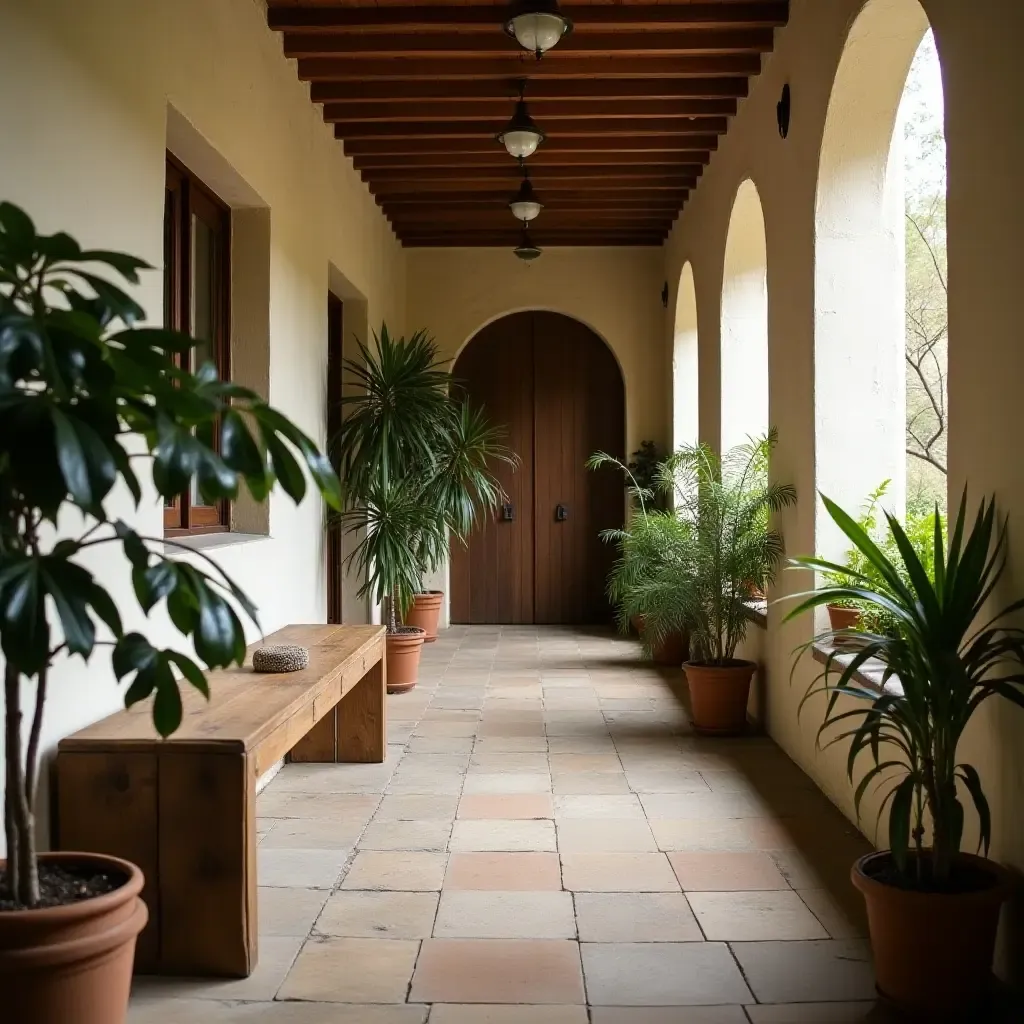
[451,312,624,625]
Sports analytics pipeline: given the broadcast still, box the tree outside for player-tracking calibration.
[901,32,948,511]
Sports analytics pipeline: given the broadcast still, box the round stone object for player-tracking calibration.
[252,645,309,673]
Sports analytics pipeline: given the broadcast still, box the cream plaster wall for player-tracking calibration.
[664,0,1024,978]
[0,0,405,850]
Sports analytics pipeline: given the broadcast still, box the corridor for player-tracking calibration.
[129,626,890,1022]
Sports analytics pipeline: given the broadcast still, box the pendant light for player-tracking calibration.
[497,81,545,160]
[504,0,573,58]
[514,226,542,261]
[508,168,543,223]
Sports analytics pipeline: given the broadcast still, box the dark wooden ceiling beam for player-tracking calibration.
[354,151,711,170]
[283,28,774,58]
[345,135,718,156]
[379,191,688,206]
[364,166,699,183]
[322,98,736,122]
[371,179,694,194]
[334,118,727,140]
[269,4,789,33]
[310,78,749,103]
[297,54,762,81]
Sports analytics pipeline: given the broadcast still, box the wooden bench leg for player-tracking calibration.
[289,710,337,762]
[158,751,256,977]
[337,656,386,763]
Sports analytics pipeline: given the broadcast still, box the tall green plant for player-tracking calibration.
[0,202,341,907]
[784,489,1024,886]
[592,431,795,664]
[333,328,514,630]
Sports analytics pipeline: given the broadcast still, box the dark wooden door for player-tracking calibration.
[451,312,624,625]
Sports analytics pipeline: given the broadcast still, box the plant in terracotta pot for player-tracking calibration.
[0,203,341,1023]
[783,489,1022,1016]
[333,328,512,681]
[589,448,690,665]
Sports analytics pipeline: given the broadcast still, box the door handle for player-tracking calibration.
[501,503,515,522]
[555,504,568,522]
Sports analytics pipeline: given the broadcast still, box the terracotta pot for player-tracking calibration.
[0,851,147,1024]
[652,630,689,667]
[386,627,426,693]
[629,613,645,636]
[852,850,1011,1017]
[827,604,862,633]
[404,591,443,642]
[683,660,756,735]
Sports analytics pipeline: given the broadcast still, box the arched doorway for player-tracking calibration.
[450,311,625,625]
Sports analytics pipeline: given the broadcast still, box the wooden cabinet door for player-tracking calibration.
[533,313,625,624]
[449,312,535,624]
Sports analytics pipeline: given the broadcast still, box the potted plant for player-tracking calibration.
[783,489,1021,1016]
[589,448,689,666]
[334,327,512,685]
[0,203,341,1023]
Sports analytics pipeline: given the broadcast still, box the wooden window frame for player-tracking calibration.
[163,154,232,537]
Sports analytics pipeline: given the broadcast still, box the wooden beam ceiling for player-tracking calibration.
[266,1,787,247]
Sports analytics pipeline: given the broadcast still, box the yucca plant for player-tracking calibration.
[784,488,1024,885]
[333,327,514,630]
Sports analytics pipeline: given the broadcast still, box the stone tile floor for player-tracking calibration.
[129,625,920,1023]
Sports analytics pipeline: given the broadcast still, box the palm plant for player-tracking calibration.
[783,488,1024,886]
[631,431,795,664]
[333,327,514,632]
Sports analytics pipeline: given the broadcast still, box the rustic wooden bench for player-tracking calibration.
[55,623,386,978]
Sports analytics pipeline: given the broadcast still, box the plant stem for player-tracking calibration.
[389,584,398,633]
[4,662,39,906]
[24,663,48,827]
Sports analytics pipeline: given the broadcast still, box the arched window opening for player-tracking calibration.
[673,262,698,451]
[901,32,948,512]
[814,0,941,559]
[720,179,768,454]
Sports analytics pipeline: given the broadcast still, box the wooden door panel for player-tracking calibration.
[450,313,534,624]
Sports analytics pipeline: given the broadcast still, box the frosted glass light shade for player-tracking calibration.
[510,13,568,55]
[500,128,542,160]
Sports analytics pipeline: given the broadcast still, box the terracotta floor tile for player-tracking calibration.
[561,853,680,892]
[688,890,829,941]
[590,1010,748,1024]
[649,817,796,852]
[444,852,562,890]
[553,794,644,819]
[463,772,552,794]
[433,890,576,938]
[358,819,452,851]
[257,848,348,890]
[581,942,752,1005]
[473,735,549,752]
[668,851,790,891]
[796,887,867,939]
[549,752,623,773]
[316,890,439,939]
[258,886,328,937]
[128,998,429,1023]
[428,1007,588,1024]
[278,937,420,1003]
[556,818,658,853]
[730,939,876,1004]
[449,817,557,851]
[407,735,475,754]
[410,939,585,1003]
[341,851,447,891]
[256,815,364,850]
[470,751,550,772]
[374,794,459,821]
[552,772,633,795]
[458,793,554,819]
[573,892,703,942]
[255,791,378,821]
[743,1003,883,1023]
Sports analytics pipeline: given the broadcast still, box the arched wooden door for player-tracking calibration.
[451,311,625,625]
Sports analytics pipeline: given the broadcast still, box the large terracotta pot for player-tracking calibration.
[0,851,147,1024]
[631,615,688,666]
[683,660,756,735]
[386,627,426,693]
[852,850,1011,1017]
[405,591,443,642]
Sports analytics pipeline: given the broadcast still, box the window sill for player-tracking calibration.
[163,532,268,556]
[745,599,768,630]
[811,642,904,696]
